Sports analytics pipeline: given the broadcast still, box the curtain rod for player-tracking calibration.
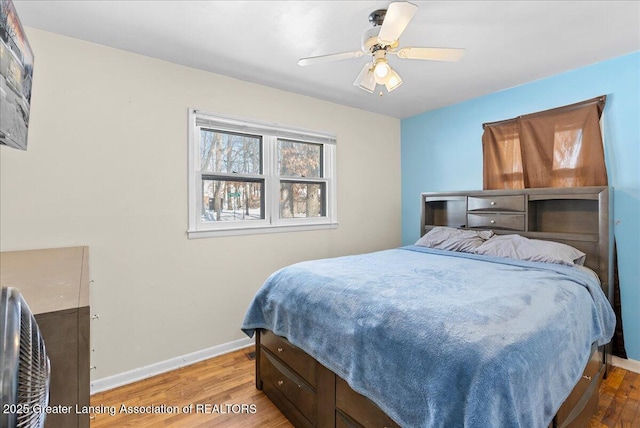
[482,95,606,129]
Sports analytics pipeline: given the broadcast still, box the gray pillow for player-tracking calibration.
[415,227,494,253]
[474,234,586,266]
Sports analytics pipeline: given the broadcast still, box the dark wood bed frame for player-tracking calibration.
[255,186,613,428]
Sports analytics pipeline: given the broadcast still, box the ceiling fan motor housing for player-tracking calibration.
[362,26,382,52]
[368,9,387,26]
[362,8,399,53]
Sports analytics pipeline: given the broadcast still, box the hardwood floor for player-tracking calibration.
[90,347,639,427]
[591,365,640,427]
[90,347,292,428]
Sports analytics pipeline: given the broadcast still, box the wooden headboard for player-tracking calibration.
[420,186,613,302]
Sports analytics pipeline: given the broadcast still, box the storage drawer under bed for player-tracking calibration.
[260,348,317,425]
[261,330,317,388]
[335,377,400,428]
[554,344,604,427]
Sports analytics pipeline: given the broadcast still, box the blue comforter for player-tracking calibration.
[241,246,615,427]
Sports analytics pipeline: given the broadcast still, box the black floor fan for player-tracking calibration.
[0,287,50,428]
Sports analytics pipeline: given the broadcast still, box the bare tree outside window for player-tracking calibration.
[189,110,337,236]
[200,129,263,222]
[278,140,325,218]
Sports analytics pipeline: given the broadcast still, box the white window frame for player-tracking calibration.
[187,109,337,238]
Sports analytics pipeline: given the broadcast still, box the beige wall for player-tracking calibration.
[0,28,401,379]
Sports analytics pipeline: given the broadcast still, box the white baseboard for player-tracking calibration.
[611,355,640,374]
[90,337,254,395]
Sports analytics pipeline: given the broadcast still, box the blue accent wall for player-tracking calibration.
[401,52,640,360]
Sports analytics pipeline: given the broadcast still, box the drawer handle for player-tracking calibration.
[490,201,496,206]
[490,220,496,224]
[582,375,592,381]
[277,347,284,353]
[277,380,284,386]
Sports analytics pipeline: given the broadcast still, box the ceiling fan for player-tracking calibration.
[297,1,465,94]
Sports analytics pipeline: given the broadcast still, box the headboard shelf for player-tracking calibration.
[528,198,599,235]
[507,230,599,242]
[423,197,466,229]
[528,193,600,201]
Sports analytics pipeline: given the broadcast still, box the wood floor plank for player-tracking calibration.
[617,370,640,427]
[90,348,639,427]
[590,367,640,428]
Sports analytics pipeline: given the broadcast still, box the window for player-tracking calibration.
[188,110,337,237]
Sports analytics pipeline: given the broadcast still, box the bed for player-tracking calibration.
[242,186,615,428]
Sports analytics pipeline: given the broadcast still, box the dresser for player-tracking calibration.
[0,246,90,428]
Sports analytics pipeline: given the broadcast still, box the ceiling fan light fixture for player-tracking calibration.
[353,62,376,93]
[374,59,390,80]
[384,68,403,92]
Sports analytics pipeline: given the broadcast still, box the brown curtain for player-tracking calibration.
[482,96,626,359]
[482,118,523,189]
[482,96,607,189]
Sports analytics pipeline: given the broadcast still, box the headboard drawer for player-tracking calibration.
[467,213,525,231]
[468,195,525,212]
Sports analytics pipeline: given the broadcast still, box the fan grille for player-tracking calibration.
[1,287,51,428]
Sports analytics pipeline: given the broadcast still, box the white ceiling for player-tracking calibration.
[12,1,640,119]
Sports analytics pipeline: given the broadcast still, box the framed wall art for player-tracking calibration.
[0,0,34,150]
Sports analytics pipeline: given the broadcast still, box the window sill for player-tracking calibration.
[187,222,339,239]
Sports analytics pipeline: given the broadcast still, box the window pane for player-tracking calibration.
[200,129,262,174]
[279,182,326,218]
[278,140,322,178]
[202,179,264,222]
[553,125,583,170]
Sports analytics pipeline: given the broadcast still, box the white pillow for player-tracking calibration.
[474,234,586,266]
[415,227,494,253]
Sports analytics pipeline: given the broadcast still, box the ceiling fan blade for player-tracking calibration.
[378,1,418,45]
[298,50,364,66]
[395,47,465,61]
